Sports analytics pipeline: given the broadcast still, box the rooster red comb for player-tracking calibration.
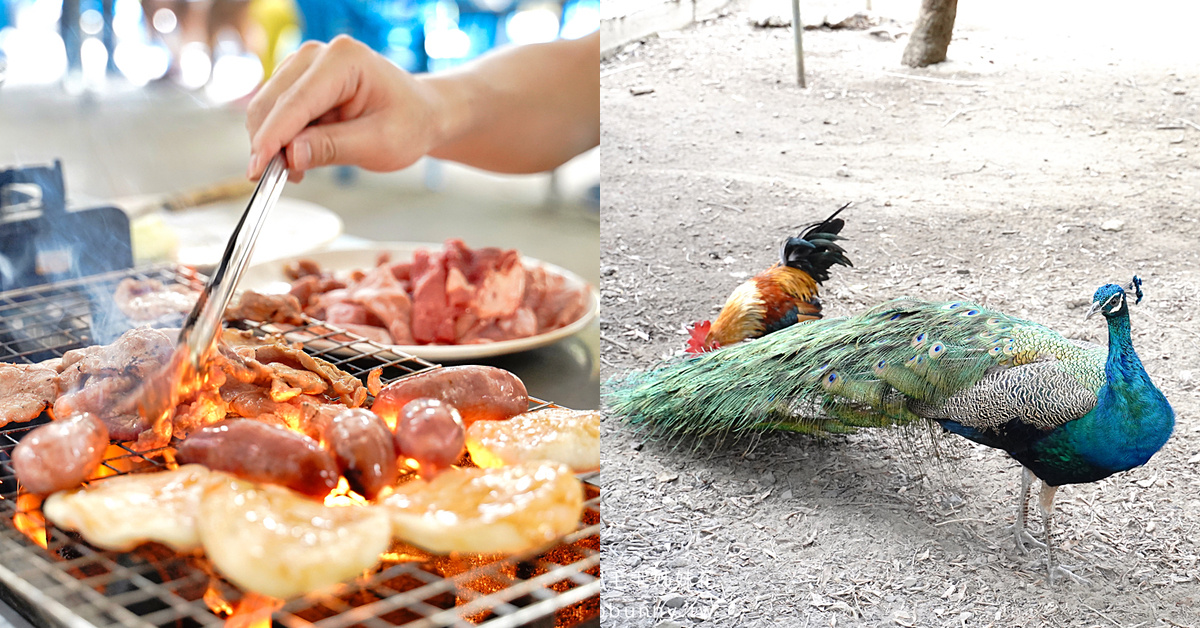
[686,321,717,355]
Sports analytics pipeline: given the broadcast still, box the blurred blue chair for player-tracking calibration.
[292,0,392,53]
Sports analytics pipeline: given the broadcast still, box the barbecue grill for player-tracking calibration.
[0,264,600,628]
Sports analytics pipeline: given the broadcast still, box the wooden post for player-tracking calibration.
[791,0,806,87]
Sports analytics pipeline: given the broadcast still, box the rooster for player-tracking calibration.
[686,204,852,354]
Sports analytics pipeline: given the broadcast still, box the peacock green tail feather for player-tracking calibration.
[606,297,1106,440]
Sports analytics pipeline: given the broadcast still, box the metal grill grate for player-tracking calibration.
[0,264,600,628]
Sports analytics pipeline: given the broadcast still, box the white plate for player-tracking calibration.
[240,244,599,361]
[162,197,344,266]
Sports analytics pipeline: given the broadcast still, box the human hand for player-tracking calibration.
[246,36,450,182]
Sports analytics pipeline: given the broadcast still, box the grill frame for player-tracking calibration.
[0,264,601,628]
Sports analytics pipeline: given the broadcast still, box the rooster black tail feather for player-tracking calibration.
[781,202,853,282]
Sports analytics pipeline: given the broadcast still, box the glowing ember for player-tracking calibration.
[14,493,47,549]
[202,584,282,628]
[225,592,282,628]
[83,444,173,479]
[86,444,135,480]
[161,448,180,470]
[464,445,502,469]
[378,545,431,563]
[203,583,234,616]
[323,477,368,508]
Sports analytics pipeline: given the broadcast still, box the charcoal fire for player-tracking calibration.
[224,593,282,628]
[201,584,281,628]
[0,266,599,626]
[13,492,46,549]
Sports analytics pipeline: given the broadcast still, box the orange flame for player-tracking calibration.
[136,346,214,445]
[86,444,137,480]
[203,583,235,616]
[225,592,282,628]
[379,544,432,564]
[14,493,47,549]
[379,410,398,432]
[323,477,368,508]
[203,584,282,628]
[465,446,503,469]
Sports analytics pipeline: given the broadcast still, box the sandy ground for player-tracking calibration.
[599,1,1200,626]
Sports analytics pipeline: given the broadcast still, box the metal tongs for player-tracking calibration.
[178,152,289,371]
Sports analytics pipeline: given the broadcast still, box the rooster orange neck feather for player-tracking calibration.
[706,265,821,349]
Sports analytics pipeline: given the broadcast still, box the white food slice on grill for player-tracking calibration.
[382,461,583,555]
[43,464,214,552]
[465,407,600,472]
[197,475,391,599]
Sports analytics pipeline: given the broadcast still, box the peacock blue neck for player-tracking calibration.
[1040,308,1174,484]
[1104,310,1146,384]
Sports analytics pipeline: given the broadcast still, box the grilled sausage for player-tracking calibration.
[176,419,338,498]
[393,398,465,475]
[323,408,398,499]
[372,366,527,427]
[12,413,109,494]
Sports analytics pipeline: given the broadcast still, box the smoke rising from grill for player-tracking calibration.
[0,161,136,349]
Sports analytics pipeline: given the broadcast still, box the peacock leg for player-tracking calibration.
[1037,482,1087,585]
[1011,468,1045,554]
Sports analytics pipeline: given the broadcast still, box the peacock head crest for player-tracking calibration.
[1126,275,1144,304]
[1086,276,1141,320]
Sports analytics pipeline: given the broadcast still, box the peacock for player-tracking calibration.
[606,277,1174,583]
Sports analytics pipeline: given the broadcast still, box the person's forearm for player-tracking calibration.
[421,31,600,174]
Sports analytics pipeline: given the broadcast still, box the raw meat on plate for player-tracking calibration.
[289,239,589,346]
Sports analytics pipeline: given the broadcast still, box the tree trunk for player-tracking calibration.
[901,0,958,68]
